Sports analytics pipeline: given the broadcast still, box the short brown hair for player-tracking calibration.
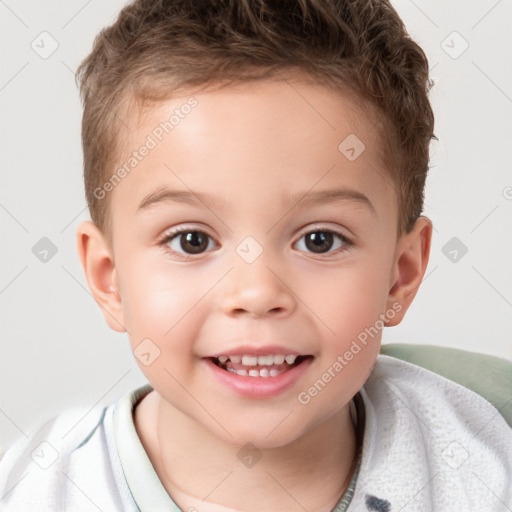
[76,0,435,246]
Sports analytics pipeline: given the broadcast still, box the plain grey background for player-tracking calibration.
[1,0,511,453]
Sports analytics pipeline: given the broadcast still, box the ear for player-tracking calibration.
[385,216,432,326]
[75,220,127,333]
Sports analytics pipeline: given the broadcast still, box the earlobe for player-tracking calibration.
[75,220,127,333]
[385,216,433,326]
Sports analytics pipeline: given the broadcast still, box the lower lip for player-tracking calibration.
[203,357,314,399]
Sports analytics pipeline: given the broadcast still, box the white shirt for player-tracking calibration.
[0,354,511,511]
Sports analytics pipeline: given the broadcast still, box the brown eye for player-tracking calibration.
[179,231,209,253]
[163,229,215,256]
[304,231,334,253]
[294,229,351,255]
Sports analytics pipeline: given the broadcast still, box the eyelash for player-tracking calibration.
[158,226,354,261]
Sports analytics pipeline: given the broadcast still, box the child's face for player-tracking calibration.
[83,78,423,448]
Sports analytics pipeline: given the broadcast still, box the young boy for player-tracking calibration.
[1,0,511,511]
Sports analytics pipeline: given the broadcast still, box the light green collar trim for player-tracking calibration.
[113,383,183,512]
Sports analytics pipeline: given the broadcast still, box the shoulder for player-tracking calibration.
[351,354,512,510]
[368,353,511,422]
[365,353,512,439]
[379,342,512,427]
[0,397,134,511]
[0,403,107,471]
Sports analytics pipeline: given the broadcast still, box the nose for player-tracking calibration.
[221,256,296,319]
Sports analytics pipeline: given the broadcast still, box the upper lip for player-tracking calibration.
[206,344,311,358]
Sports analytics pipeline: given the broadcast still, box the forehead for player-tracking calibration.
[110,78,395,227]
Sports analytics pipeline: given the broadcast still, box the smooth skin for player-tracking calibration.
[76,76,432,512]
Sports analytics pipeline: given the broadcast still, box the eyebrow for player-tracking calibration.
[137,186,376,215]
[284,187,376,216]
[137,187,225,212]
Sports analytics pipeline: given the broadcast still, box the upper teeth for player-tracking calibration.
[217,354,298,365]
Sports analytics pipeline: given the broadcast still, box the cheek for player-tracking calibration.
[120,265,207,392]
[303,260,391,341]
[298,270,386,414]
[124,251,174,303]
[120,259,202,347]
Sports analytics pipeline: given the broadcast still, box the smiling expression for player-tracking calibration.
[86,77,407,447]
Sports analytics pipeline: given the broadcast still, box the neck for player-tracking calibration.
[151,395,358,512]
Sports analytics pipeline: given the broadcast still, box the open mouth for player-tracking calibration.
[208,354,314,377]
